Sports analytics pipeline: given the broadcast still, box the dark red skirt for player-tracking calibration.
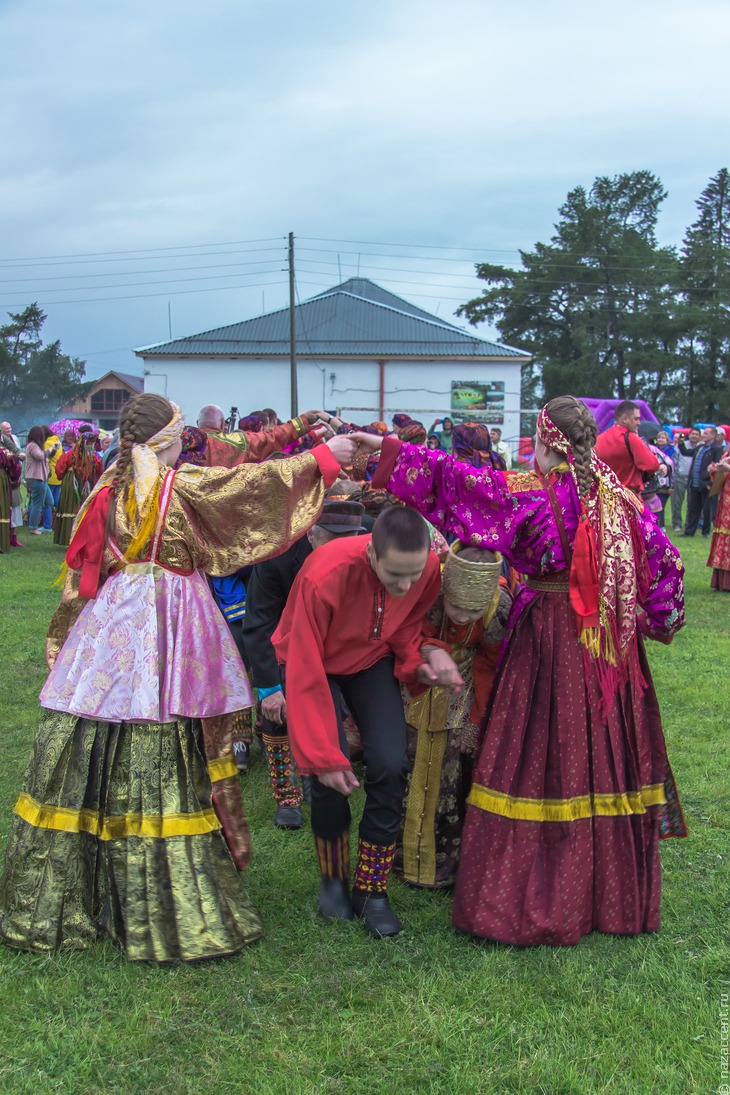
[452,590,685,946]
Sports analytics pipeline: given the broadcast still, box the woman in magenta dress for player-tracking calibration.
[366,395,686,946]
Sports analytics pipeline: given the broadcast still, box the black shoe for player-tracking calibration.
[318,878,354,921]
[233,740,249,773]
[275,804,303,829]
[351,892,401,938]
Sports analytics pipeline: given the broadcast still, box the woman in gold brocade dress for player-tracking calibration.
[0,394,355,962]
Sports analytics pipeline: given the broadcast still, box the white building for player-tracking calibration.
[136,278,530,446]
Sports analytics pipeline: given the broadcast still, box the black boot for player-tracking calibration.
[275,804,303,829]
[318,878,354,920]
[351,892,401,938]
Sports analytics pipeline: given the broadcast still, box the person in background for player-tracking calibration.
[679,426,724,537]
[24,426,55,536]
[426,434,442,451]
[594,401,660,495]
[53,425,103,547]
[396,421,428,445]
[181,404,330,468]
[654,430,676,530]
[428,417,454,453]
[489,427,513,469]
[1,423,24,547]
[0,444,22,552]
[707,452,730,590]
[1,421,20,449]
[671,427,700,532]
[44,426,63,527]
[453,422,506,472]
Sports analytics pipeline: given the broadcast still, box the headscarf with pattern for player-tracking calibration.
[536,406,649,673]
[238,414,263,432]
[397,421,427,444]
[452,422,504,470]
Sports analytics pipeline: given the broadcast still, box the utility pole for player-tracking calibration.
[288,232,298,417]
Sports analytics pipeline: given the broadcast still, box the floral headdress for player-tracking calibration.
[536,406,648,672]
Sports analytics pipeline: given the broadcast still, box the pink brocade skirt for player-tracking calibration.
[40,567,253,723]
[452,590,685,947]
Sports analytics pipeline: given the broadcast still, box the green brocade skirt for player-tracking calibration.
[53,470,77,546]
[0,711,263,962]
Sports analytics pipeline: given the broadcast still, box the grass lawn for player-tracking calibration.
[0,532,727,1094]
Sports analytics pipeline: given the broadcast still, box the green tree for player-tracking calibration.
[679,168,730,422]
[458,172,684,416]
[0,303,90,428]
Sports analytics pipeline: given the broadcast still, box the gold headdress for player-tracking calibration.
[442,541,502,612]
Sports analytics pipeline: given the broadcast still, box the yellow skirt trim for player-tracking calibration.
[207,755,239,783]
[14,792,221,840]
[467,782,666,822]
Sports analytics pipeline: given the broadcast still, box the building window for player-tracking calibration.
[90,388,132,412]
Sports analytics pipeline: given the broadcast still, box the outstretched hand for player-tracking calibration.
[318,769,360,796]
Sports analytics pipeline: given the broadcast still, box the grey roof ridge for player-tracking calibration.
[136,288,523,356]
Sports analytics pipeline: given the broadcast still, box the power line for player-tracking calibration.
[0,278,289,308]
[0,237,285,265]
[0,257,287,285]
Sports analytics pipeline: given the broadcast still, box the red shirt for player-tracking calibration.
[594,424,659,493]
[272,535,441,774]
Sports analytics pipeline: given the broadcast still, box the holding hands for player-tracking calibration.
[418,647,464,694]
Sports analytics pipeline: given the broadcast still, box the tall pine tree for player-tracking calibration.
[679,168,730,422]
[458,172,683,414]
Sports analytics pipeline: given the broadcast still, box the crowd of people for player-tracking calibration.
[0,390,725,961]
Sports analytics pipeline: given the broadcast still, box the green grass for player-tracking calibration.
[0,533,727,1094]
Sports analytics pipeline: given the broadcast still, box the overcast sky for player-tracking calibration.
[1,0,728,382]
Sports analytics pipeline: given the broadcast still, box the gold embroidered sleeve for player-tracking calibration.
[170,453,328,576]
[45,567,89,669]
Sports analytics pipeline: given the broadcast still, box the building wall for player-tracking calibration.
[141,355,524,448]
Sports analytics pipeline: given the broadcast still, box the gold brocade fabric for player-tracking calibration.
[46,451,329,663]
[398,591,511,888]
[0,711,262,962]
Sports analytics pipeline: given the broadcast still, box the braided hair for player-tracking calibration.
[543,395,598,501]
[107,394,175,538]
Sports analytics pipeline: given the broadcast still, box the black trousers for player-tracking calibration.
[311,656,408,846]
[685,485,711,536]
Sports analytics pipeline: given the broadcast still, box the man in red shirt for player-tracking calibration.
[593,401,660,494]
[272,506,460,938]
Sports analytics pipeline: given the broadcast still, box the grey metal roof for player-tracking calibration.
[136,277,528,360]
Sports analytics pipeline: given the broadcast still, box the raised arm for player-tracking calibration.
[371,436,520,552]
[173,445,343,575]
